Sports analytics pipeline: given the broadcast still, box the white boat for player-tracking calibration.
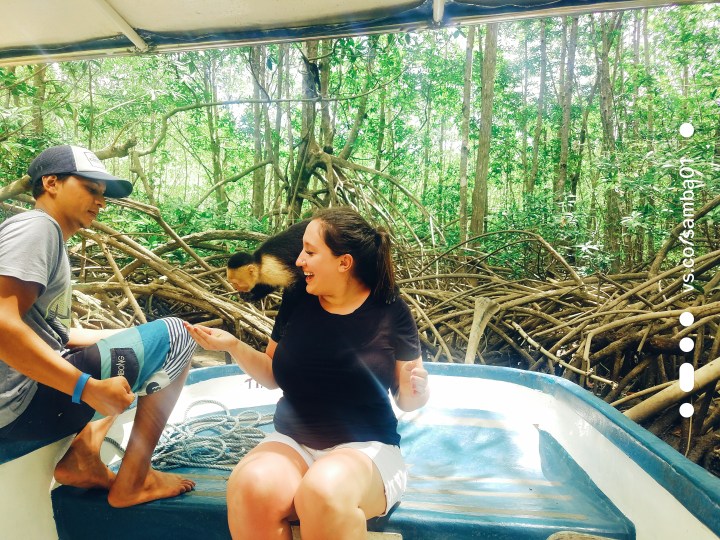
[2,362,719,539]
[2,2,718,539]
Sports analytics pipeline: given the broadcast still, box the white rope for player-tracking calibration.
[105,399,273,471]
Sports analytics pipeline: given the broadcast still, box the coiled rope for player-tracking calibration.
[104,399,274,471]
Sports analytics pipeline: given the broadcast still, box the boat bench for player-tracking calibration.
[51,404,634,540]
[0,434,74,540]
[0,435,65,464]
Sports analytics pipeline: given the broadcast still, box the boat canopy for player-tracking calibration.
[0,0,704,66]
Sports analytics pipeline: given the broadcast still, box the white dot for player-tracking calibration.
[679,312,694,327]
[679,403,694,418]
[679,337,695,352]
[679,362,695,392]
[679,123,695,138]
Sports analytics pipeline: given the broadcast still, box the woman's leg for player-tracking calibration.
[227,442,309,540]
[294,448,386,540]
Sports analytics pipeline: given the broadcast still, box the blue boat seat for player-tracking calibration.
[52,403,634,540]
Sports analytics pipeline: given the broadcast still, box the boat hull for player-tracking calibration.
[2,363,719,539]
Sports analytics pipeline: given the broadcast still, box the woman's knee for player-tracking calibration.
[226,459,298,539]
[295,450,386,521]
[229,461,281,501]
[295,460,354,517]
[227,453,301,514]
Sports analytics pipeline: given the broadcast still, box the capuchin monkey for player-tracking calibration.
[227,220,310,301]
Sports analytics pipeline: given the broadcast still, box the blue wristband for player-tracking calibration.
[72,373,92,404]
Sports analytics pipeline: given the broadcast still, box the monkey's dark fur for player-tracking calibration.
[227,220,310,301]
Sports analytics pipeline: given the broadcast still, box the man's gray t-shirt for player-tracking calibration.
[0,210,72,429]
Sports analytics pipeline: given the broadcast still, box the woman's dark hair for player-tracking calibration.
[313,206,396,303]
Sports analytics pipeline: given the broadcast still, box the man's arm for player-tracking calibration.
[0,275,134,416]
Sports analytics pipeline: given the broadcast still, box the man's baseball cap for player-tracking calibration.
[28,145,133,198]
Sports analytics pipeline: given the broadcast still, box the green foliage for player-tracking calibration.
[1,5,718,277]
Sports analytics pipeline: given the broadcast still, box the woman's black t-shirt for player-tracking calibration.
[270,287,420,449]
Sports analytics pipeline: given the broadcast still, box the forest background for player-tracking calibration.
[1,5,719,473]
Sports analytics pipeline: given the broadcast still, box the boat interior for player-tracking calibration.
[2,2,719,539]
[33,363,720,539]
[51,406,632,539]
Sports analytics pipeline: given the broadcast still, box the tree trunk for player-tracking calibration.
[470,23,498,237]
[388,118,397,206]
[3,66,17,108]
[374,84,386,183]
[555,17,578,202]
[596,13,623,271]
[87,64,94,148]
[559,19,567,98]
[251,45,267,219]
[459,26,476,243]
[129,150,156,206]
[438,118,446,226]
[319,39,334,153]
[203,56,227,215]
[632,12,644,263]
[597,14,621,151]
[715,97,720,164]
[32,66,46,136]
[271,44,287,227]
[288,41,321,221]
[643,10,654,152]
[285,45,295,183]
[643,9,656,259]
[318,39,337,205]
[632,11,641,140]
[570,75,598,197]
[339,37,374,162]
[614,29,625,146]
[422,89,432,203]
[521,26,529,192]
[528,20,547,195]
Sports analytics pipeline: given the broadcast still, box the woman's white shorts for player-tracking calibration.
[259,431,407,515]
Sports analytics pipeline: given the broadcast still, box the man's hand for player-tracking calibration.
[81,376,135,416]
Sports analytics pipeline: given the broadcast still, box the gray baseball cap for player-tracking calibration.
[28,145,133,198]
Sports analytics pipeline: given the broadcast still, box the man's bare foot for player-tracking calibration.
[107,468,195,508]
[54,445,116,490]
[54,415,117,489]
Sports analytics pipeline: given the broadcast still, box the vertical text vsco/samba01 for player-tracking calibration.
[677,158,704,293]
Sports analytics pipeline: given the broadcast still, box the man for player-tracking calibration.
[0,145,196,507]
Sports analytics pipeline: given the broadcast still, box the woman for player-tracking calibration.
[184,207,429,540]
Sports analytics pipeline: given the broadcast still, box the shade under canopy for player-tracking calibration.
[0,0,705,66]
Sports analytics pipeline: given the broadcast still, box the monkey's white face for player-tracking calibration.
[227,265,257,292]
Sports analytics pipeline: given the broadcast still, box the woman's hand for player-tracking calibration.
[395,358,430,412]
[182,322,238,352]
[400,360,429,396]
[183,321,279,389]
